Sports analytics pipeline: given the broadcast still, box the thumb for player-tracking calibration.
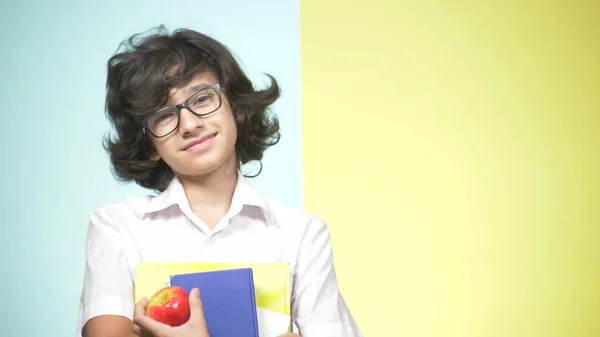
[188,288,207,327]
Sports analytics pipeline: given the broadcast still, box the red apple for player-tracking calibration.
[146,286,191,327]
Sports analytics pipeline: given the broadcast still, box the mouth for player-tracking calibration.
[182,132,218,151]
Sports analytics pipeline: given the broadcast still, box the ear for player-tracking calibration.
[149,149,161,161]
[146,136,162,161]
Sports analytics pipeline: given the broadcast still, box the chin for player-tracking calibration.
[177,152,236,177]
[186,161,223,176]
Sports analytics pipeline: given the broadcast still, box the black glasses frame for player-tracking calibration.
[143,83,223,138]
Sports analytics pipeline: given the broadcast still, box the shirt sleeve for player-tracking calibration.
[76,208,136,337]
[291,217,364,337]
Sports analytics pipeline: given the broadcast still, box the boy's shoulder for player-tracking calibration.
[262,196,329,231]
[88,194,157,219]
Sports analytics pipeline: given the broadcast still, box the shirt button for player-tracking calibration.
[206,237,215,243]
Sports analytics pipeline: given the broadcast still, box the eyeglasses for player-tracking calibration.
[143,83,223,138]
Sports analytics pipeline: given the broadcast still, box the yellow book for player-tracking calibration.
[134,262,291,316]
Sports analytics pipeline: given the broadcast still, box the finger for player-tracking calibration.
[133,314,171,336]
[188,288,204,318]
[133,298,149,318]
[188,288,208,330]
[133,298,171,336]
[132,323,141,336]
[132,323,153,337]
[132,301,144,337]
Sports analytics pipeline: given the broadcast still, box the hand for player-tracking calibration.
[133,287,209,337]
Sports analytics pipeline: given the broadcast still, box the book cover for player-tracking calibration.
[170,268,259,337]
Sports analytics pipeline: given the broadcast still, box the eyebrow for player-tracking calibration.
[186,83,209,95]
[165,83,210,106]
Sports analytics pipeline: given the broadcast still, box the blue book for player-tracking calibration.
[169,268,259,337]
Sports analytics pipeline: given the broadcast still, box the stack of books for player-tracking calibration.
[135,262,292,337]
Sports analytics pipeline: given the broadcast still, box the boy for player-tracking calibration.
[76,26,363,337]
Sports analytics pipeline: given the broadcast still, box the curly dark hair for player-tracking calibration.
[102,25,281,192]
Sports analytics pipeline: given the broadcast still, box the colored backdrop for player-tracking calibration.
[300,1,599,336]
[0,1,301,336]
[0,0,599,336]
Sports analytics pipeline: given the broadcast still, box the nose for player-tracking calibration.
[178,108,203,134]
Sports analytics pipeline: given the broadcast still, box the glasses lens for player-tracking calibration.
[187,86,220,115]
[145,85,221,137]
[147,107,178,137]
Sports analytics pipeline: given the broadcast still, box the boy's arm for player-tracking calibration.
[291,217,364,337]
[77,208,136,337]
[82,316,136,337]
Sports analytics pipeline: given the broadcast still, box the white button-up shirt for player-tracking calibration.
[76,175,363,337]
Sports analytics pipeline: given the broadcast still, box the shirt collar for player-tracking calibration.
[134,174,275,226]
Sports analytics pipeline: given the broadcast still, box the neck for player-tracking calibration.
[177,156,239,217]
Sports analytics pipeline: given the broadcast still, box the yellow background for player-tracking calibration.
[301,1,599,336]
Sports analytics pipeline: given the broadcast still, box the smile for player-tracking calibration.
[182,133,217,152]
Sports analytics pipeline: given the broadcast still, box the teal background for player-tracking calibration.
[0,1,301,336]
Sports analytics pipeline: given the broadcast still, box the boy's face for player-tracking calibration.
[148,71,238,178]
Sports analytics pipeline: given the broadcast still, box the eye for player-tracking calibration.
[152,110,177,125]
[193,95,210,105]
